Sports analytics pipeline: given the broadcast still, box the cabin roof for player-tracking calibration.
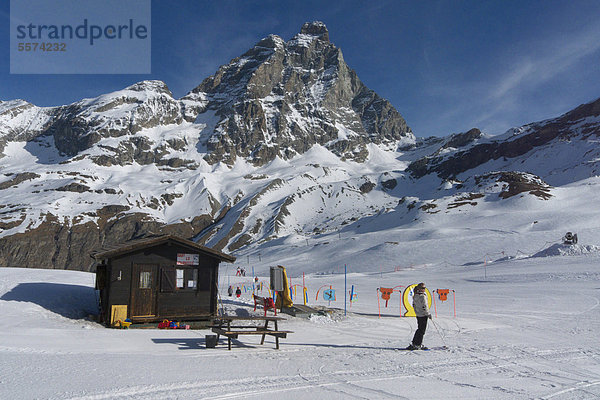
[91,234,236,263]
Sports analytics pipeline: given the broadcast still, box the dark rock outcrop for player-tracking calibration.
[0,173,40,190]
[0,209,215,271]
[475,172,552,200]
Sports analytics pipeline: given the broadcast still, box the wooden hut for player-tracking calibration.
[92,234,235,327]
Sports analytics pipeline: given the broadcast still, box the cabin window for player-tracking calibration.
[188,269,198,288]
[161,267,203,292]
[171,268,199,290]
[139,271,152,289]
[176,269,185,288]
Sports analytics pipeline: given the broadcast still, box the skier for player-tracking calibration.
[407,282,432,350]
[228,285,233,297]
[235,287,241,298]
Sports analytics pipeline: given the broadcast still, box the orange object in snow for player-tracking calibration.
[437,289,450,301]
[380,287,393,306]
[433,289,456,318]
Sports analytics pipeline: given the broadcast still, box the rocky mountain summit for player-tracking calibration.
[182,21,414,165]
[0,22,599,271]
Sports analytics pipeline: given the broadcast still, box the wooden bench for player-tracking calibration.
[211,316,292,350]
[253,294,277,316]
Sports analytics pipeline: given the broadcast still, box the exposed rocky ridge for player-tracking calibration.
[437,128,484,153]
[0,207,215,271]
[182,21,414,165]
[0,81,188,168]
[408,98,600,179]
[0,172,41,190]
[402,170,552,217]
[468,171,553,200]
[47,81,184,158]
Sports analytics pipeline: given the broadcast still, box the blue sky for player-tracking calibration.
[2,0,600,137]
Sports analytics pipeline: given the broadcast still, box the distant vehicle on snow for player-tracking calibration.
[563,232,578,245]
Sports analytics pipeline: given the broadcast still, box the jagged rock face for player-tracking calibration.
[467,171,552,200]
[437,128,483,153]
[0,81,186,167]
[408,98,600,180]
[183,21,414,165]
[47,81,184,157]
[0,208,214,271]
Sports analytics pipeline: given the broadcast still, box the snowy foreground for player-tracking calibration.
[1,248,600,399]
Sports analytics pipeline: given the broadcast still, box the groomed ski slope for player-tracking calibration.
[1,244,599,399]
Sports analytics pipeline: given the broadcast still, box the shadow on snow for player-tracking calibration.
[0,282,98,319]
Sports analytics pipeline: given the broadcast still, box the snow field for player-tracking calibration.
[1,246,600,399]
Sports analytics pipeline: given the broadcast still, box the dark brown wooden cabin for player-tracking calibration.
[93,234,235,326]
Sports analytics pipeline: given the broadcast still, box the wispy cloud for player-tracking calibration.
[454,21,600,135]
[413,20,600,137]
[490,23,600,101]
[490,61,535,100]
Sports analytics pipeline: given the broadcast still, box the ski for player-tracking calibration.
[395,345,448,351]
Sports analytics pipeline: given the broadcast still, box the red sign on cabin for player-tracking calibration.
[177,253,199,265]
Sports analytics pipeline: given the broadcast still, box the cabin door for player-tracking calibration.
[131,263,157,317]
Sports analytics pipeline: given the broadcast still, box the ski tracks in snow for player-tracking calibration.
[63,367,411,400]
[60,345,600,400]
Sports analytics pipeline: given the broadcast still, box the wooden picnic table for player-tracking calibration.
[210,315,292,350]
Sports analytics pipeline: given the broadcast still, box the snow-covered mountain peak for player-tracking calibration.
[76,80,176,115]
[287,21,331,48]
[255,34,286,50]
[0,99,32,115]
[124,80,173,95]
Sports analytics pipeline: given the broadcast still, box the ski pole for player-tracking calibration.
[431,318,448,348]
